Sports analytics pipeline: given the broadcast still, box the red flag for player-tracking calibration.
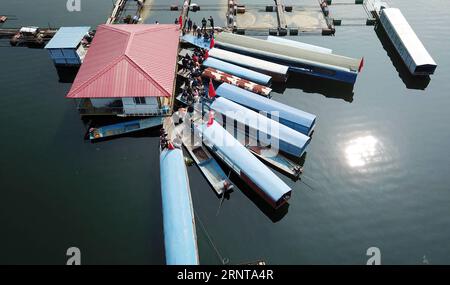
[179,16,183,29]
[208,79,216,99]
[167,141,175,150]
[207,111,215,127]
[209,36,215,49]
[358,57,364,72]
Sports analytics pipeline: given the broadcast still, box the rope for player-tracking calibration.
[194,210,229,265]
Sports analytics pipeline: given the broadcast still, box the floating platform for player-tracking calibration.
[89,117,163,140]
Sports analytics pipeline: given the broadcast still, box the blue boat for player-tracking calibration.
[203,57,272,86]
[216,83,316,136]
[215,33,362,85]
[89,117,163,140]
[196,120,292,208]
[159,138,199,265]
[210,97,311,158]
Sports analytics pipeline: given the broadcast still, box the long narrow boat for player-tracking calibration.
[233,128,303,180]
[89,117,163,140]
[379,8,437,75]
[202,67,272,97]
[208,48,289,83]
[195,119,292,209]
[210,97,311,158]
[215,83,316,136]
[203,57,272,86]
[164,116,234,196]
[159,128,199,265]
[215,32,363,85]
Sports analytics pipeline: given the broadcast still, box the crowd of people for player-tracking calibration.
[179,47,209,105]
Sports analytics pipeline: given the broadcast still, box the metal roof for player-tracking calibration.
[196,121,291,203]
[266,36,332,54]
[210,97,310,157]
[216,83,316,135]
[215,32,361,72]
[45,27,90,49]
[160,148,199,265]
[203,57,272,86]
[381,8,436,67]
[66,24,180,99]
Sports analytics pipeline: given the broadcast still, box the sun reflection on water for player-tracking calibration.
[345,135,380,168]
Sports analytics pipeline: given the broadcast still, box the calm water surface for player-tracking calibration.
[1,0,450,264]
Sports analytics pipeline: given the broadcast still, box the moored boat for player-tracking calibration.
[195,118,292,209]
[159,127,199,265]
[89,117,163,140]
[202,67,272,97]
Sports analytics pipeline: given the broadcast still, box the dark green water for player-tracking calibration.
[1,0,450,264]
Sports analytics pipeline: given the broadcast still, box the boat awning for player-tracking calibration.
[203,57,272,86]
[266,36,332,54]
[196,121,291,203]
[216,83,316,135]
[210,97,311,157]
[215,32,361,72]
[160,148,199,265]
[381,8,436,67]
[45,27,90,49]
[208,48,289,78]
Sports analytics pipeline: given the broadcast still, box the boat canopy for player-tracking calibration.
[203,57,272,86]
[160,148,199,265]
[380,8,436,74]
[266,36,332,54]
[196,121,291,204]
[216,83,316,135]
[208,48,289,80]
[215,32,361,72]
[210,97,311,157]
